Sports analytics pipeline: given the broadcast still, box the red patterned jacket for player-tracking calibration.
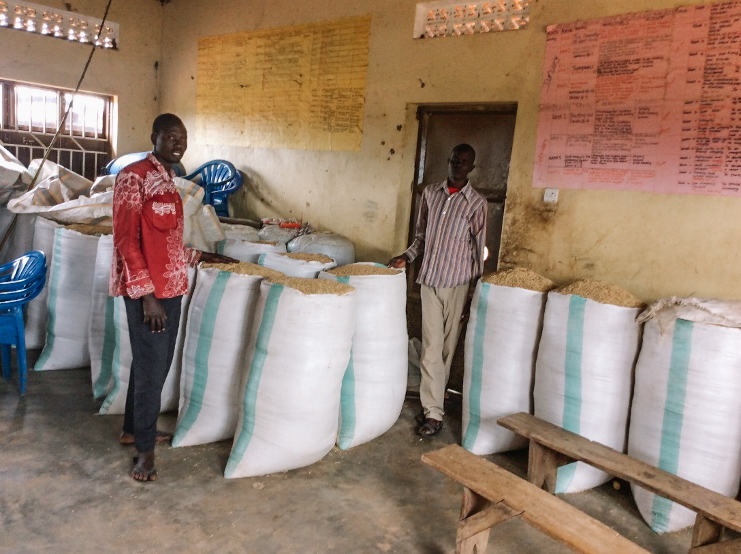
[109,153,200,299]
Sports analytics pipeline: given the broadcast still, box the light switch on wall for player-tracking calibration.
[544,188,559,203]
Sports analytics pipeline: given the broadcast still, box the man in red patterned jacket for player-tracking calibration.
[110,113,235,481]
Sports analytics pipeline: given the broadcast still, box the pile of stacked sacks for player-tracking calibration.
[26,217,409,478]
[462,267,741,533]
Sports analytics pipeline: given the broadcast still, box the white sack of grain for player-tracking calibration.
[258,224,297,245]
[533,290,642,493]
[319,263,407,449]
[98,268,195,415]
[89,234,116,398]
[217,238,286,263]
[258,252,336,279]
[220,223,259,242]
[288,232,355,267]
[225,279,356,478]
[35,227,99,370]
[629,300,741,533]
[25,217,60,349]
[462,281,548,455]
[173,266,269,447]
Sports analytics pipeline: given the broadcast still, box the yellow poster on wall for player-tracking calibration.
[196,15,371,151]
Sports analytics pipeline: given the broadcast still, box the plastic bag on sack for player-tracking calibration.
[533,291,642,493]
[462,280,547,455]
[225,279,356,478]
[319,263,407,449]
[287,232,355,267]
[258,224,298,245]
[98,268,196,415]
[217,238,286,263]
[258,252,336,278]
[173,265,280,447]
[35,227,100,370]
[628,301,741,533]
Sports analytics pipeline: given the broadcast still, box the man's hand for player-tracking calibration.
[200,251,239,264]
[142,294,167,333]
[387,255,408,269]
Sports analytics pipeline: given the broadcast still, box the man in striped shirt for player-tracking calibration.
[389,144,487,437]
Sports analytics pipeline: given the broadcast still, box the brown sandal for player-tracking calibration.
[416,418,443,437]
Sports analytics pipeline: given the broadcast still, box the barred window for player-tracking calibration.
[0,79,114,180]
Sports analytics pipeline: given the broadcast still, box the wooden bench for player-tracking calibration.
[498,412,741,553]
[422,444,651,554]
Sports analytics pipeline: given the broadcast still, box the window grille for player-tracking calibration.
[1,79,114,180]
[413,0,530,39]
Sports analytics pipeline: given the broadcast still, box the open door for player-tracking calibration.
[407,103,517,395]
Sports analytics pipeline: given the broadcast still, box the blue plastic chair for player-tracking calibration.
[184,160,243,218]
[102,152,186,177]
[0,251,46,396]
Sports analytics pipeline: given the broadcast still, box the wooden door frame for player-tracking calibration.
[407,103,518,295]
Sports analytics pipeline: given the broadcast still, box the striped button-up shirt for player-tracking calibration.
[404,180,487,288]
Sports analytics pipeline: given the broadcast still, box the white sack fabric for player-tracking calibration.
[319,264,407,449]
[533,292,641,493]
[258,252,336,278]
[0,145,26,187]
[173,267,266,447]
[35,227,99,370]
[24,217,60,349]
[217,238,286,263]
[258,224,298,245]
[98,268,196,415]
[288,233,355,267]
[628,309,741,533]
[462,281,547,455]
[89,235,116,398]
[225,279,356,478]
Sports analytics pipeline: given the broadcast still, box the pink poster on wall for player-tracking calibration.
[533,1,741,196]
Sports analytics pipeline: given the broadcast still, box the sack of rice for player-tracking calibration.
[35,227,100,370]
[258,252,336,278]
[462,268,554,455]
[89,234,116,398]
[628,299,741,533]
[533,279,643,493]
[217,238,286,263]
[173,263,284,447]
[319,263,407,449]
[219,223,259,242]
[258,224,298,245]
[98,267,196,415]
[225,277,356,478]
[25,217,60,349]
[288,232,355,267]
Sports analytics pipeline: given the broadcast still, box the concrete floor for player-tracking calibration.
[1,351,696,554]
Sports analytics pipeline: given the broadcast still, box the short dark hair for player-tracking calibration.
[152,113,184,134]
[451,143,476,161]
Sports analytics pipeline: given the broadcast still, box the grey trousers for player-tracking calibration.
[419,284,469,421]
[122,295,181,453]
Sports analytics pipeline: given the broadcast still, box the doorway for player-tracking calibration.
[406,103,517,395]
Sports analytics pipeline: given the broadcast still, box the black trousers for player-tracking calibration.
[122,295,182,452]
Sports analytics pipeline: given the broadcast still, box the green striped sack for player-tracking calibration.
[225,280,356,478]
[173,266,266,447]
[89,235,116,398]
[533,291,641,493]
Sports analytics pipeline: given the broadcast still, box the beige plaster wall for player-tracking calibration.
[159,0,739,301]
[0,0,163,155]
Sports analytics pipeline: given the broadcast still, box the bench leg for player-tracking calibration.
[528,441,573,493]
[456,488,521,554]
[691,514,723,549]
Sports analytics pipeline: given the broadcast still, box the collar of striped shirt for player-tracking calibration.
[435,180,478,202]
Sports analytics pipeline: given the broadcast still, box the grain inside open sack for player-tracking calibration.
[279,252,334,264]
[326,263,401,277]
[201,262,284,280]
[482,267,555,292]
[556,279,644,308]
[272,276,354,296]
[65,223,112,236]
